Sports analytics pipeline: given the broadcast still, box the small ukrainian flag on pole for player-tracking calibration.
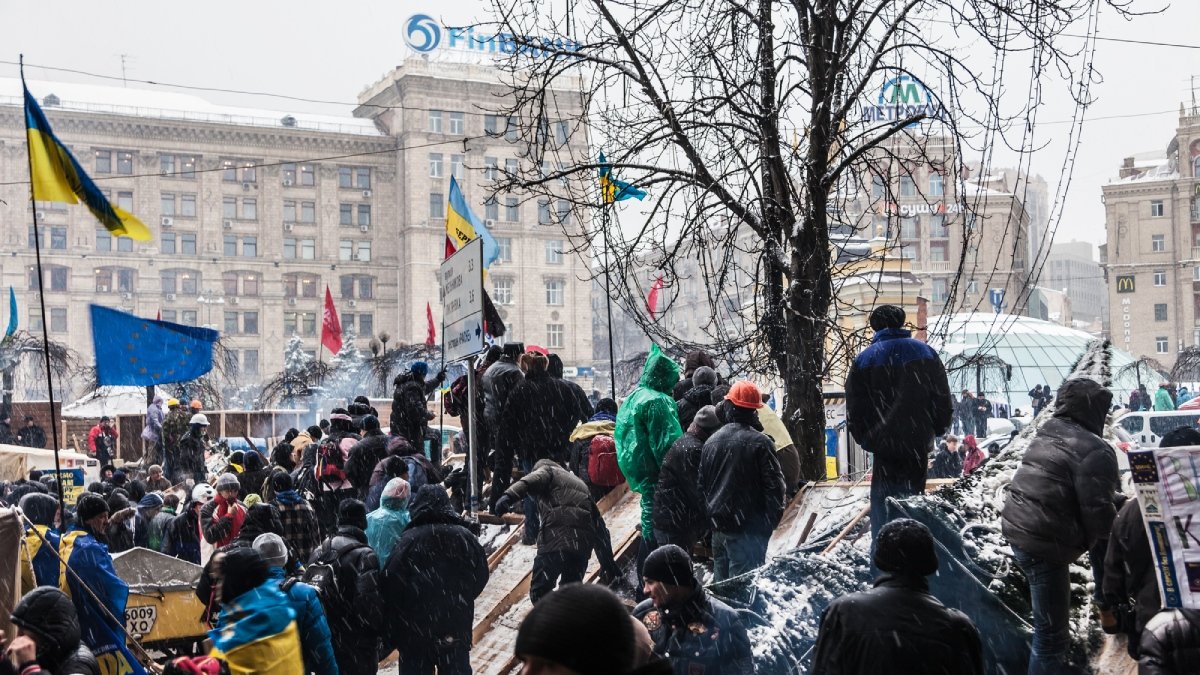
[598,152,646,204]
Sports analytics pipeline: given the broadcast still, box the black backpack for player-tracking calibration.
[302,539,363,602]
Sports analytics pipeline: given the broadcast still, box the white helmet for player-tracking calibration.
[189,413,210,426]
[191,483,216,505]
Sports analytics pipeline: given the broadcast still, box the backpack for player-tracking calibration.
[301,539,361,602]
[586,435,624,488]
[316,436,354,484]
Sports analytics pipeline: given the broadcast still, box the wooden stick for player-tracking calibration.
[821,505,870,556]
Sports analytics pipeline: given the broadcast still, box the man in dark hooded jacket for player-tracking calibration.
[392,368,433,454]
[675,366,716,431]
[811,519,983,675]
[2,586,100,675]
[845,304,952,549]
[482,343,524,512]
[672,350,717,401]
[1139,606,1200,674]
[653,405,721,553]
[346,415,390,499]
[548,353,593,424]
[310,498,383,675]
[1001,377,1119,675]
[383,485,488,675]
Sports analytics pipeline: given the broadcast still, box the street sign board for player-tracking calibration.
[440,237,484,362]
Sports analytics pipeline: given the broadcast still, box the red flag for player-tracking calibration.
[425,302,436,347]
[156,310,161,321]
[646,275,664,318]
[321,286,343,354]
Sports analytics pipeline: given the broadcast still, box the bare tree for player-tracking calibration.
[0,331,77,412]
[485,0,1139,479]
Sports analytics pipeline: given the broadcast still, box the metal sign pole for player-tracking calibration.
[466,354,479,513]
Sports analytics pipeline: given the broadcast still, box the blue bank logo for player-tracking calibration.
[405,14,442,53]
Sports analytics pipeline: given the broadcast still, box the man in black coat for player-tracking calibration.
[633,544,753,674]
[653,404,720,553]
[383,485,488,675]
[3,586,100,675]
[482,342,524,512]
[1139,607,1200,674]
[548,353,593,424]
[699,381,785,582]
[310,498,383,675]
[1001,377,1119,675]
[345,415,390,500]
[845,304,952,549]
[811,518,983,675]
[675,367,716,431]
[954,390,976,437]
[929,435,962,479]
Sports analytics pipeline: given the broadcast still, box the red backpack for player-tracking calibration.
[587,436,625,488]
[316,436,355,483]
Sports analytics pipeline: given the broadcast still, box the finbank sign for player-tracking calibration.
[861,75,950,126]
[404,14,581,58]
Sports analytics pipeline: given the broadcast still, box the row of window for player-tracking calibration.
[490,278,567,306]
[488,238,562,265]
[871,173,945,199]
[428,191,572,226]
[282,311,373,337]
[100,150,374,189]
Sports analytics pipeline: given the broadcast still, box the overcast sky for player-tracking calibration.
[2,0,1197,257]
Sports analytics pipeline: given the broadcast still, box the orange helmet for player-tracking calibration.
[724,380,764,409]
[189,399,202,410]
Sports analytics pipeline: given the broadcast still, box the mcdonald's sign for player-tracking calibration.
[1116,275,1136,293]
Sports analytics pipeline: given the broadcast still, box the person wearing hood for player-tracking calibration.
[346,415,390,500]
[653,405,721,554]
[675,367,716,430]
[1002,377,1120,674]
[103,491,136,554]
[147,492,178,552]
[1155,382,1177,411]
[18,493,60,594]
[60,493,147,674]
[201,473,247,553]
[196,503,290,625]
[236,450,268,501]
[309,499,382,675]
[269,472,321,563]
[961,435,987,475]
[569,398,623,501]
[252,534,338,675]
[383,485,488,675]
[365,455,410,513]
[810,518,984,675]
[845,305,953,549]
[699,382,785,581]
[170,414,211,485]
[548,353,594,423]
[391,365,435,453]
[482,342,525,512]
[672,350,717,401]
[1,586,99,675]
[615,344,684,562]
[133,492,164,549]
[633,544,752,674]
[495,459,620,602]
[141,395,166,466]
[208,548,304,675]
[366,477,411,567]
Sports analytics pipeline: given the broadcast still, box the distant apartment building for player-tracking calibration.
[1042,241,1106,327]
[1103,106,1200,369]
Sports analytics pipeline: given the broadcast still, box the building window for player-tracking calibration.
[242,311,259,334]
[931,278,948,303]
[27,307,42,331]
[547,323,564,349]
[900,217,919,239]
[340,240,353,262]
[117,236,133,253]
[356,167,371,189]
[339,167,353,189]
[358,313,374,336]
[451,154,465,179]
[116,152,133,175]
[899,176,916,197]
[429,110,443,133]
[505,197,519,222]
[357,241,372,262]
[545,279,565,305]
[929,242,948,262]
[224,312,240,335]
[1157,336,1169,354]
[545,240,563,264]
[485,197,499,221]
[161,155,176,177]
[180,233,197,255]
[555,120,570,146]
[485,115,500,136]
[282,163,296,184]
[241,198,257,221]
[181,310,198,326]
[161,193,176,217]
[449,112,465,135]
[117,192,134,212]
[224,234,237,257]
[180,194,197,217]
[506,116,519,142]
[497,237,513,262]
[49,308,67,333]
[340,204,353,226]
[429,153,443,178]
[223,197,237,220]
[537,200,551,225]
[295,164,313,186]
[222,159,257,183]
[358,205,371,227]
[161,232,176,254]
[49,227,66,250]
[1152,234,1166,252]
[244,275,259,297]
[493,277,514,304]
[161,310,177,323]
[29,267,68,292]
[505,158,518,176]
[929,172,944,196]
[300,201,316,223]
[1154,270,1167,286]
[95,150,112,174]
[1151,200,1165,217]
[1155,303,1169,321]
[284,312,318,337]
[243,349,259,376]
[430,193,445,219]
[223,272,239,297]
[95,229,112,252]
[871,175,885,199]
[484,157,498,181]
[284,200,296,222]
[557,200,573,225]
[242,236,257,258]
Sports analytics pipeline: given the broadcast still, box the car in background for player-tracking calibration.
[1115,410,1200,448]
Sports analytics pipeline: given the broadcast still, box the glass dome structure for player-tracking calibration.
[927,312,1158,412]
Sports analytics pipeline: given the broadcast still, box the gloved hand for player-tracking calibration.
[494,494,514,515]
[435,369,447,383]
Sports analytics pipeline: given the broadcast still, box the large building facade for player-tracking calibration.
[1102,107,1200,369]
[0,58,592,400]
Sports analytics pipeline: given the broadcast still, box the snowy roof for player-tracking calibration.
[61,386,168,418]
[961,181,1012,197]
[1108,151,1178,184]
[3,78,383,137]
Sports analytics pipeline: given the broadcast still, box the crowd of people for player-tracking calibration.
[1127,381,1195,411]
[4,304,1200,674]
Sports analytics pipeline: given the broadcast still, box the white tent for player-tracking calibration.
[61,387,167,419]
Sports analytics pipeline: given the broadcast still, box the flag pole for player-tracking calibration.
[20,55,65,511]
[602,200,617,401]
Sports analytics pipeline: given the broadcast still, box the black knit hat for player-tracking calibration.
[76,493,109,523]
[220,548,269,605]
[869,304,906,331]
[10,586,80,660]
[874,518,939,577]
[515,584,634,675]
[19,492,59,527]
[270,471,294,493]
[338,498,368,531]
[642,544,695,587]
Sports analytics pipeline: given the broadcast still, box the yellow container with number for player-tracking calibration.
[112,547,208,649]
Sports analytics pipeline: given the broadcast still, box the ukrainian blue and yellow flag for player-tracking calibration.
[24,84,152,241]
[598,152,646,203]
[444,175,500,268]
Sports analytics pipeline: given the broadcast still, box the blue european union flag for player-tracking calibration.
[90,304,217,386]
